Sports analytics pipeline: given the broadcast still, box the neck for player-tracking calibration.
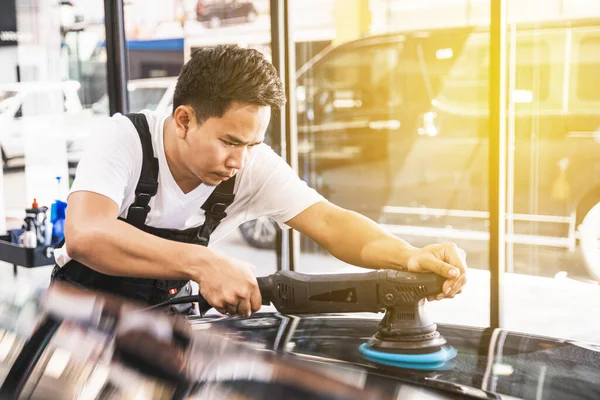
[163,116,202,194]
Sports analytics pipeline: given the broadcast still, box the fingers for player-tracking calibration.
[445,243,468,274]
[226,303,238,316]
[212,283,259,317]
[442,279,453,295]
[196,258,260,317]
[250,285,262,313]
[446,274,467,298]
[237,297,252,318]
[434,275,467,301]
[423,258,461,279]
[411,243,468,301]
[239,278,263,316]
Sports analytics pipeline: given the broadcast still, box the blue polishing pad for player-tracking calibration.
[359,343,457,371]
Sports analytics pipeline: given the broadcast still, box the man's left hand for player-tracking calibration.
[404,243,468,301]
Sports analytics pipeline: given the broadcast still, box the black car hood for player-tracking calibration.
[189,312,600,400]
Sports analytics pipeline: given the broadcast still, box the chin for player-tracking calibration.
[201,174,221,186]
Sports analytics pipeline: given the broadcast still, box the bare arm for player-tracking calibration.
[286,201,468,299]
[65,191,211,281]
[64,191,261,315]
[285,201,415,270]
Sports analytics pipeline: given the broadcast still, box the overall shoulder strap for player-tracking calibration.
[124,113,159,229]
[195,176,236,246]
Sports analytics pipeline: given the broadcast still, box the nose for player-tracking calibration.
[225,146,247,170]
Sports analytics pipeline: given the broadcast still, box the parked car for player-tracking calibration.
[1,282,599,399]
[0,80,95,171]
[283,19,600,282]
[196,0,258,29]
[0,78,180,176]
[91,77,177,116]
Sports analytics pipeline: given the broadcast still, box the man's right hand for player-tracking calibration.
[195,253,262,318]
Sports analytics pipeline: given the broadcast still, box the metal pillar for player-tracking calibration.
[489,0,508,329]
[103,0,129,115]
[270,0,299,271]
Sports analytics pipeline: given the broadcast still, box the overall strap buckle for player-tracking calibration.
[123,113,159,229]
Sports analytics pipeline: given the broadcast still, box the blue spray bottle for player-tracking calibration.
[50,176,67,246]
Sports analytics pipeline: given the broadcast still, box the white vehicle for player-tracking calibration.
[91,77,177,116]
[0,78,178,172]
[0,80,94,169]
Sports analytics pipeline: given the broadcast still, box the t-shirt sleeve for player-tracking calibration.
[246,145,326,229]
[68,114,141,209]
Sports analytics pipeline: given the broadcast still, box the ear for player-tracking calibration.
[173,106,195,139]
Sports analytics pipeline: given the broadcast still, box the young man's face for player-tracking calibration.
[180,101,271,186]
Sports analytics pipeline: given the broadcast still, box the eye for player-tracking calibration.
[221,140,236,147]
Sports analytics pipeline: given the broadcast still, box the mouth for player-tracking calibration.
[214,172,234,181]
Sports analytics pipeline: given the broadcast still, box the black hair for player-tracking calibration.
[172,44,286,124]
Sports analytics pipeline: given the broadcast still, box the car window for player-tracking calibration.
[514,41,551,102]
[438,34,551,108]
[311,44,401,115]
[128,87,169,112]
[17,90,66,118]
[577,36,600,101]
[91,94,109,114]
[92,85,171,115]
[437,34,490,108]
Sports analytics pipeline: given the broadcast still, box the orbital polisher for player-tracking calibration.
[158,269,457,370]
[255,270,457,370]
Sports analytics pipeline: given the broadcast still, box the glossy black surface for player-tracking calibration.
[0,288,458,400]
[190,313,600,400]
[2,286,599,400]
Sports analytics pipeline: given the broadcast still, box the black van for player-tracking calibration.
[288,19,600,281]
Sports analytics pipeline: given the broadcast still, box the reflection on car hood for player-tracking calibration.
[189,312,600,400]
[2,286,599,400]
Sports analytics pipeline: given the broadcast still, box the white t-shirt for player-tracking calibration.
[54,110,325,267]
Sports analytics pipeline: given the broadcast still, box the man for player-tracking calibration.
[52,45,467,317]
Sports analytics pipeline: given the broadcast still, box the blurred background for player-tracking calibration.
[0,0,599,342]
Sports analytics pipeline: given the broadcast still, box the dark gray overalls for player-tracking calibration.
[51,113,236,308]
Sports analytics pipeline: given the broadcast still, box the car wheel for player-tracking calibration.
[209,16,221,28]
[247,10,257,22]
[578,202,600,282]
[239,217,279,249]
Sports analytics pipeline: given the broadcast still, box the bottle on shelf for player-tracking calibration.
[50,177,67,247]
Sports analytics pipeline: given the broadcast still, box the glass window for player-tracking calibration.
[307,43,401,122]
[0,1,107,232]
[504,17,600,341]
[438,35,490,108]
[294,0,490,328]
[514,41,551,102]
[439,38,551,109]
[577,36,600,101]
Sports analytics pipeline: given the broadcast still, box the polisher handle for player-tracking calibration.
[257,270,445,314]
